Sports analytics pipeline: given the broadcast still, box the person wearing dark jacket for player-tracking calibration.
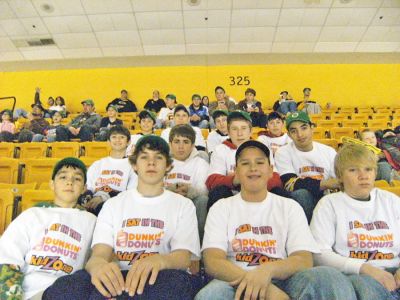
[144,90,166,113]
[236,88,267,127]
[107,89,137,113]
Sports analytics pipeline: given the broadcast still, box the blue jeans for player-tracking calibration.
[32,133,57,142]
[290,189,318,224]
[278,102,297,115]
[192,195,208,243]
[195,266,356,300]
[377,161,392,183]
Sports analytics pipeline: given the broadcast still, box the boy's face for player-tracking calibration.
[267,118,284,136]
[83,103,93,113]
[166,98,175,108]
[133,148,170,185]
[140,117,154,133]
[361,132,377,147]
[215,88,225,101]
[174,110,189,125]
[341,164,376,199]
[52,112,62,123]
[50,166,85,208]
[228,119,252,147]
[2,113,11,121]
[192,96,201,107]
[245,92,254,102]
[109,133,129,151]
[236,147,272,195]
[153,90,159,99]
[107,107,117,118]
[288,121,313,151]
[170,135,194,161]
[215,115,228,133]
[121,91,128,99]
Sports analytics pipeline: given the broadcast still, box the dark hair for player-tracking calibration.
[192,94,201,100]
[303,87,311,93]
[52,111,64,119]
[215,86,225,93]
[267,112,284,123]
[169,124,195,144]
[174,104,189,116]
[107,125,131,142]
[138,110,156,123]
[245,88,256,96]
[121,89,128,94]
[280,91,288,95]
[55,96,65,106]
[213,110,228,120]
[52,157,87,183]
[129,136,172,167]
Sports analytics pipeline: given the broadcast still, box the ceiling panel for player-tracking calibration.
[81,0,133,14]
[141,29,184,45]
[186,43,228,54]
[0,1,16,19]
[314,41,357,52]
[88,14,137,32]
[143,44,185,55]
[131,0,181,12]
[182,0,232,10]
[362,26,400,42]
[0,51,24,61]
[20,17,49,35]
[7,0,38,18]
[0,37,17,51]
[43,16,92,34]
[382,0,400,7]
[20,46,63,60]
[231,9,280,27]
[61,48,103,58]
[332,0,383,7]
[52,33,99,48]
[283,0,333,8]
[32,0,85,16]
[357,42,400,52]
[372,8,400,25]
[0,19,27,36]
[102,46,144,56]
[229,42,272,53]
[185,28,230,44]
[136,11,183,30]
[325,8,378,26]
[319,26,366,42]
[183,10,231,28]
[275,26,322,42]
[95,31,141,47]
[271,42,315,52]
[230,27,275,43]
[233,0,283,9]
[279,8,329,26]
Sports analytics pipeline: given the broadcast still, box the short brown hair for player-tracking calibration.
[169,124,195,144]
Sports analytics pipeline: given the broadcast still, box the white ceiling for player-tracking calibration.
[0,0,399,62]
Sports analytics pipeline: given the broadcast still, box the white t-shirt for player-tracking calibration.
[158,107,175,122]
[86,157,137,201]
[257,134,289,156]
[165,150,209,199]
[126,133,155,156]
[0,207,96,299]
[92,189,201,270]
[310,189,400,274]
[161,126,206,149]
[275,141,336,180]
[207,131,229,154]
[202,193,320,270]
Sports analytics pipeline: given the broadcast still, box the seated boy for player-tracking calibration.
[0,157,97,300]
[85,125,137,215]
[196,140,353,300]
[258,112,289,156]
[161,104,206,151]
[166,124,209,240]
[311,144,400,299]
[206,110,229,154]
[96,104,123,141]
[206,111,280,210]
[126,110,156,156]
[52,136,201,299]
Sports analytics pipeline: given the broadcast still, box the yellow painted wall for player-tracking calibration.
[0,64,399,113]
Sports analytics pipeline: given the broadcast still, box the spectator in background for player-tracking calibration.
[258,112,290,156]
[273,91,297,115]
[237,88,267,128]
[144,90,166,113]
[298,87,322,115]
[157,94,177,128]
[202,96,209,107]
[107,89,137,113]
[208,86,236,129]
[206,110,229,154]
[96,105,123,141]
[189,94,209,129]
[56,99,101,142]
[32,111,64,142]
[0,109,15,135]
[126,110,157,156]
[18,103,49,142]
[49,96,67,116]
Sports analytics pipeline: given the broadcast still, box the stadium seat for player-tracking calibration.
[314,139,339,150]
[330,127,355,139]
[371,114,391,121]
[38,182,50,190]
[50,142,80,158]
[338,107,355,113]
[312,127,328,139]
[375,180,390,187]
[79,156,99,168]
[80,142,111,158]
[367,120,389,129]
[0,189,14,234]
[392,180,400,187]
[20,189,54,212]
[23,158,59,184]
[17,142,48,159]
[376,108,391,114]
[379,187,400,197]
[316,120,336,128]
[342,120,364,130]
[0,182,37,197]
[351,113,370,122]
[0,158,19,184]
[357,108,373,114]
[0,142,15,158]
[310,114,325,123]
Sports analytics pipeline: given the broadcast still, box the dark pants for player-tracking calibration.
[207,185,234,211]
[56,125,95,142]
[43,269,204,300]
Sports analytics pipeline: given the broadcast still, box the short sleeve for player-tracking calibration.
[274,145,296,176]
[202,200,229,252]
[91,201,115,248]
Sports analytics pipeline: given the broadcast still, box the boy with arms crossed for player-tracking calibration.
[0,157,96,300]
[196,141,353,300]
[54,136,200,299]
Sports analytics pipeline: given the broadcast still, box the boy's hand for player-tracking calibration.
[175,183,189,197]
[125,254,165,297]
[230,267,272,300]
[361,263,396,291]
[90,261,125,298]
[84,196,103,210]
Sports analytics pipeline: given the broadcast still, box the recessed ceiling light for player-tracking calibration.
[40,3,54,13]
[187,0,201,6]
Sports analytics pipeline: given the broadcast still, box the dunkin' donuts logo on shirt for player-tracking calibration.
[232,223,278,267]
[347,220,394,260]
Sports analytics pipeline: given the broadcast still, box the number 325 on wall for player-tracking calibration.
[229,76,250,86]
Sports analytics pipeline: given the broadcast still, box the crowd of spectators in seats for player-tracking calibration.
[1,81,400,298]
